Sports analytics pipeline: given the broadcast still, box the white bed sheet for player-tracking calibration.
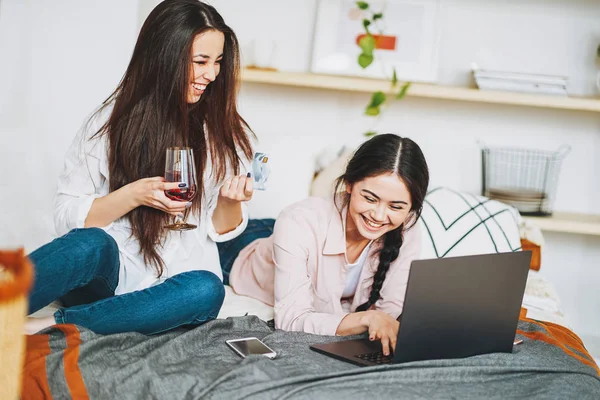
[522,270,569,328]
[217,286,274,321]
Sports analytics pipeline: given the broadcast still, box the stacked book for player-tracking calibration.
[472,64,568,96]
[486,188,548,215]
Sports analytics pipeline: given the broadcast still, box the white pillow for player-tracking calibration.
[419,187,522,259]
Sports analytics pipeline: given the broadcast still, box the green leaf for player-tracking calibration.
[373,13,383,20]
[365,106,380,116]
[364,131,378,137]
[358,53,374,68]
[365,91,386,116]
[358,34,375,55]
[368,91,386,108]
[362,19,371,32]
[356,1,369,10]
[396,82,411,99]
[391,68,398,87]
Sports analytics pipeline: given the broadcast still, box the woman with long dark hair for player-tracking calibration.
[219,134,429,355]
[25,0,254,335]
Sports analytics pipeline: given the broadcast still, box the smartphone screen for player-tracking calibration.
[227,337,275,358]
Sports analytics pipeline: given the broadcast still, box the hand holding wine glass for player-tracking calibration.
[164,147,198,231]
[127,177,190,217]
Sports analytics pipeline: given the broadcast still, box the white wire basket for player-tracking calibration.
[481,144,571,216]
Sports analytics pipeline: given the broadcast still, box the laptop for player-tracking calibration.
[310,251,532,366]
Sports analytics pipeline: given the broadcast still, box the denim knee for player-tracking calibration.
[69,228,119,261]
[173,271,225,321]
[68,228,119,285]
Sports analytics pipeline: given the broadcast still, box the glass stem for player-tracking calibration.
[174,207,190,225]
[182,207,191,223]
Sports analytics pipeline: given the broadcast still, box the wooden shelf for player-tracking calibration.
[523,212,600,236]
[241,69,600,113]
[241,68,600,236]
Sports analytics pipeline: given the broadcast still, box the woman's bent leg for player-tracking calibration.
[217,219,275,285]
[27,228,120,314]
[55,270,225,335]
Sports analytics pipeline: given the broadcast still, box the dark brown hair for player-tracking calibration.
[93,0,253,276]
[334,134,429,312]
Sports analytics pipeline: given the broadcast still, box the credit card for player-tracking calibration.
[251,152,270,191]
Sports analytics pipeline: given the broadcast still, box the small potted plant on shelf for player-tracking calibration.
[355,1,411,136]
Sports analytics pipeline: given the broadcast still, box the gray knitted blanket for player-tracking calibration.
[21,316,600,399]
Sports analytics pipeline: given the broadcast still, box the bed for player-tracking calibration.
[21,185,600,399]
[22,273,599,399]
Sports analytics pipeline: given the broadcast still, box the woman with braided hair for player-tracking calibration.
[218,134,429,356]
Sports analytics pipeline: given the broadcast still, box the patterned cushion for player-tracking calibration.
[419,187,522,259]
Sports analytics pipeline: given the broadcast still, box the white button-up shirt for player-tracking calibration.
[54,106,248,295]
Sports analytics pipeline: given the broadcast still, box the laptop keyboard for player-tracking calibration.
[355,351,394,364]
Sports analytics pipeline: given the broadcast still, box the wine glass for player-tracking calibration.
[164,147,197,231]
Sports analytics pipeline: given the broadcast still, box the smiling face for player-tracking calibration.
[345,172,413,241]
[187,29,225,103]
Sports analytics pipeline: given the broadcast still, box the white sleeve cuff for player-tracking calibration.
[74,194,100,229]
[60,195,113,235]
[207,202,249,243]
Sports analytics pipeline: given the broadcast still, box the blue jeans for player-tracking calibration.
[217,219,276,285]
[28,228,225,335]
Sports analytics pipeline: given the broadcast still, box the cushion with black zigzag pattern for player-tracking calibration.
[419,187,522,259]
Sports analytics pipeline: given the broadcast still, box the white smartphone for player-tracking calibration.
[225,337,277,359]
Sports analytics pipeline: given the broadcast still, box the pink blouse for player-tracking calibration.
[229,197,422,335]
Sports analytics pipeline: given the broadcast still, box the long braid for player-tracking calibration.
[334,134,429,312]
[356,225,404,312]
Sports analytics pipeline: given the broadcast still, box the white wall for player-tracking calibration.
[0,0,140,248]
[1,0,598,353]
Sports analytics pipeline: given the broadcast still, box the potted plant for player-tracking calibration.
[355,1,411,136]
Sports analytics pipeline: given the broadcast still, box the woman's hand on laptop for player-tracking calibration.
[336,310,399,356]
[363,310,400,356]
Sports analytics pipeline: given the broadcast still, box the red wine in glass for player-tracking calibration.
[165,170,197,202]
[164,147,198,231]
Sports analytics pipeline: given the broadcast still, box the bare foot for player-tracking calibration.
[24,316,56,335]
